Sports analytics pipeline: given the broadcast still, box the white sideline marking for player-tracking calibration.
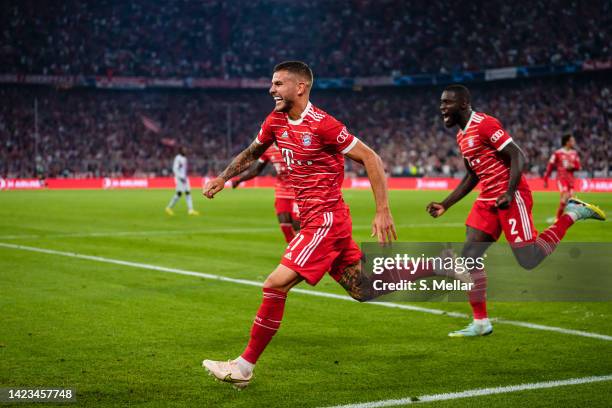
[1,242,611,342]
[0,228,276,240]
[323,374,612,407]
[0,223,463,241]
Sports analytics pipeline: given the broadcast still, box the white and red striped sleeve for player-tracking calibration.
[479,116,512,151]
[317,114,358,154]
[255,114,275,146]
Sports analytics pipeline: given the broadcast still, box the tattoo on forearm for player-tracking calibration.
[219,142,267,181]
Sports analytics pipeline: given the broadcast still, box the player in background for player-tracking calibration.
[201,61,397,388]
[165,147,200,216]
[543,134,581,222]
[427,84,605,337]
[232,144,300,242]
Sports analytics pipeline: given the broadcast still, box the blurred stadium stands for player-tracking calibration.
[0,1,609,179]
[1,75,609,178]
[1,0,609,78]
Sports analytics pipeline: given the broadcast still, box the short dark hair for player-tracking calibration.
[444,84,471,103]
[274,61,314,86]
[561,134,573,146]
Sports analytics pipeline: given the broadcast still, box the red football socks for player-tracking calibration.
[468,269,488,319]
[535,214,574,256]
[555,201,566,220]
[279,223,295,243]
[241,288,287,364]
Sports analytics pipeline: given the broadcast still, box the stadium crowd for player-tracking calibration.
[1,75,609,179]
[1,0,610,78]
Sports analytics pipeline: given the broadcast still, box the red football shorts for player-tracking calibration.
[275,197,299,220]
[280,208,361,285]
[557,179,575,194]
[466,189,537,244]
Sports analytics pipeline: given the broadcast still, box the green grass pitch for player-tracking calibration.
[0,188,611,407]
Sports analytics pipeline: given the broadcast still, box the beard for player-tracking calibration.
[274,98,293,113]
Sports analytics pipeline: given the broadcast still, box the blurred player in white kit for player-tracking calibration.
[166,147,200,216]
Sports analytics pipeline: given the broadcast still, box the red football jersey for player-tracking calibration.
[256,102,358,225]
[258,144,294,200]
[544,148,581,183]
[456,111,530,200]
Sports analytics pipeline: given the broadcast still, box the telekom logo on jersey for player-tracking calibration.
[281,148,294,170]
[281,148,313,171]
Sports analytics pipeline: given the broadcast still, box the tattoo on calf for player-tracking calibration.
[338,262,373,302]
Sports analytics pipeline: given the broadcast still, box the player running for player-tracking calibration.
[427,84,605,337]
[165,147,199,216]
[201,61,397,388]
[543,134,581,222]
[232,143,300,242]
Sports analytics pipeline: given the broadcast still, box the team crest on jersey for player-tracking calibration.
[468,138,474,147]
[302,134,312,146]
[280,130,288,138]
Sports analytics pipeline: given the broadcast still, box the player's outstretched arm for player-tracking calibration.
[543,153,555,187]
[345,140,397,244]
[203,140,270,199]
[573,154,581,172]
[232,161,267,188]
[427,159,478,218]
[496,141,527,209]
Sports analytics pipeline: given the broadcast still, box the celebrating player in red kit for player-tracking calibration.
[201,61,397,388]
[428,84,605,338]
[543,134,581,222]
[232,144,300,242]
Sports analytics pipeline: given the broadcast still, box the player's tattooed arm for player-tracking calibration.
[203,140,269,199]
[427,159,478,217]
[338,262,374,302]
[496,141,527,208]
[219,141,269,182]
[233,161,267,188]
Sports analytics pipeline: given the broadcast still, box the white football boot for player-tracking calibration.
[202,359,252,390]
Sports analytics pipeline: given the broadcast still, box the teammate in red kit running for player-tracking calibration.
[232,144,300,242]
[543,134,581,222]
[427,84,605,337]
[201,61,397,388]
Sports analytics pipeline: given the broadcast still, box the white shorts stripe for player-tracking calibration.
[514,191,532,240]
[289,233,305,251]
[294,216,328,266]
[515,192,530,240]
[296,212,333,266]
[295,212,333,266]
[294,214,329,265]
[520,195,532,240]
